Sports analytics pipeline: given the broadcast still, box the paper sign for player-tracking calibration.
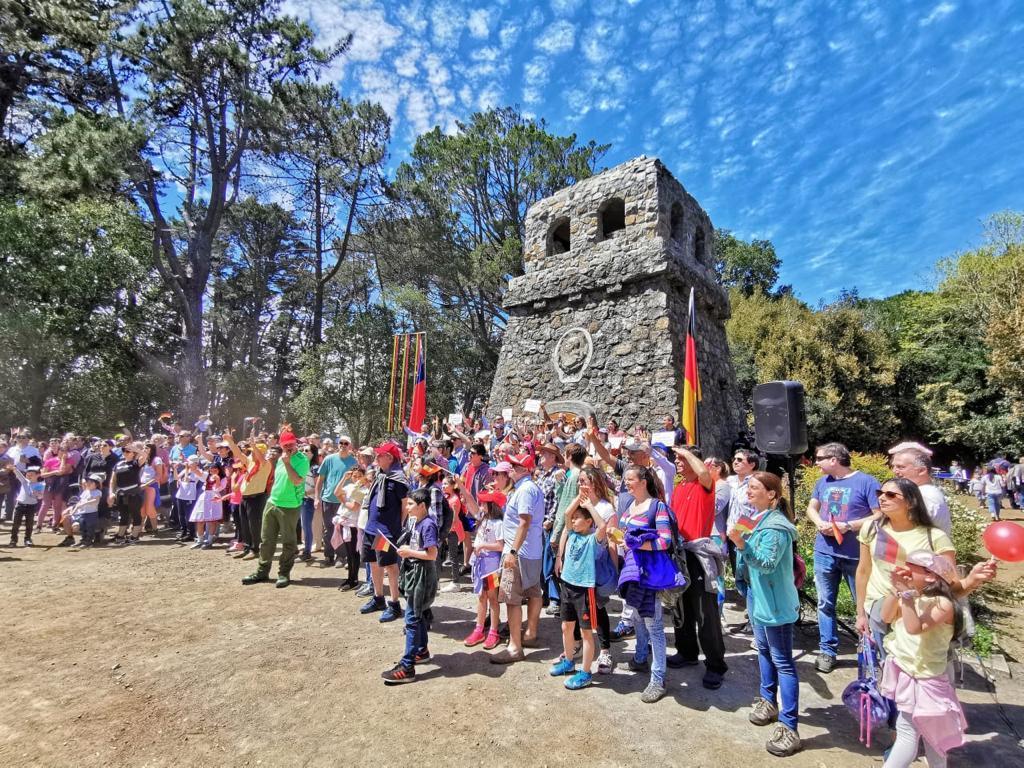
[448,413,463,426]
[474,430,491,440]
[501,408,513,421]
[609,435,624,449]
[651,430,677,448]
[523,399,541,414]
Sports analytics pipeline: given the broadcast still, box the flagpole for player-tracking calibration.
[399,333,411,430]
[387,334,399,431]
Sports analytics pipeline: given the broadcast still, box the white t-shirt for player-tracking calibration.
[983,475,1005,495]
[593,498,615,523]
[7,444,41,470]
[649,448,676,498]
[918,483,951,535]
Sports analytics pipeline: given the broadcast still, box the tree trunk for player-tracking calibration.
[180,284,207,422]
[312,166,324,346]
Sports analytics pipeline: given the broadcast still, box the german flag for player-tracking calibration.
[681,287,701,446]
[373,534,392,553]
[481,569,501,591]
[733,510,767,536]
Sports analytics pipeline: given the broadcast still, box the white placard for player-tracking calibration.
[501,407,513,421]
[448,413,463,426]
[609,435,624,449]
[651,430,677,448]
[474,429,491,440]
[523,399,542,414]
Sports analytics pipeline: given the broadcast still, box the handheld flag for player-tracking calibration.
[732,509,767,537]
[408,334,427,433]
[373,533,395,553]
[681,287,701,446]
[873,525,901,564]
[831,520,845,546]
[481,569,501,591]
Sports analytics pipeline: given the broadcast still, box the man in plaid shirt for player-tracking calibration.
[536,442,564,611]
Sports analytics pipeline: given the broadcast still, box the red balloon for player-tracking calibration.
[983,521,1024,562]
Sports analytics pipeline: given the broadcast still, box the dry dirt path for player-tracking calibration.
[1,526,1022,767]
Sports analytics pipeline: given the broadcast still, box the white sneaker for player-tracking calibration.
[190,540,203,549]
[441,582,460,593]
[597,650,613,674]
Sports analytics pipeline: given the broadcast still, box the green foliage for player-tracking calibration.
[714,231,781,296]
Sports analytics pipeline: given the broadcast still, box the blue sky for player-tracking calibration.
[281,0,1024,303]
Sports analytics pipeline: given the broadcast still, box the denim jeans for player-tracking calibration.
[300,498,315,555]
[753,622,799,731]
[632,598,667,686]
[541,529,560,603]
[400,603,429,668]
[813,550,858,657]
[986,493,1003,518]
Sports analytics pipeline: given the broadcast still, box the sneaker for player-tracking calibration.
[441,581,460,593]
[360,596,386,614]
[379,600,402,622]
[355,582,375,598]
[627,657,650,673]
[413,649,431,663]
[7,541,15,548]
[180,535,195,543]
[57,536,75,547]
[190,540,203,549]
[666,653,699,668]
[702,671,724,690]
[815,654,836,674]
[24,539,34,547]
[441,558,454,568]
[127,536,139,545]
[640,681,666,703]
[241,551,257,560]
[298,551,311,561]
[483,630,501,650]
[112,536,127,546]
[275,575,290,588]
[464,627,487,647]
[241,573,271,585]
[545,601,561,616]
[338,580,359,592]
[597,650,613,674]
[565,671,593,690]
[382,663,416,685]
[610,621,635,641]
[70,541,85,548]
[200,541,212,550]
[749,696,779,726]
[549,657,576,676]
[765,724,801,757]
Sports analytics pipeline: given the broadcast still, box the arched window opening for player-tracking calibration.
[694,226,706,264]
[547,218,571,256]
[599,197,626,239]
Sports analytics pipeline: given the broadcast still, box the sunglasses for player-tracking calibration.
[339,441,350,446]
[875,489,903,500]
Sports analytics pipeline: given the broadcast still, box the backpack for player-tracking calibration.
[594,543,619,598]
[841,634,891,748]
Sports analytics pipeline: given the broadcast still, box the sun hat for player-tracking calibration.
[492,461,514,474]
[905,550,958,583]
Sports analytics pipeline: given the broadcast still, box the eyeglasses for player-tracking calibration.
[339,441,351,446]
[875,489,903,500]
[732,457,746,463]
[814,455,835,461]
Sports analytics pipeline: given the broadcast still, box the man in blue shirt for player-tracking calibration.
[314,436,357,566]
[490,453,544,665]
[805,442,880,673]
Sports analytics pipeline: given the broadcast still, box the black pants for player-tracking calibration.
[672,551,728,674]
[11,502,38,542]
[241,493,266,551]
[116,489,143,528]
[343,527,360,583]
[321,502,342,563]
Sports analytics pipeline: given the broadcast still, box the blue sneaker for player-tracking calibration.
[610,621,635,641]
[379,600,402,622]
[565,671,593,690]
[549,657,576,676]
[359,596,385,614]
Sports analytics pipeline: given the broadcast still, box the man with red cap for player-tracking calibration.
[360,441,408,622]
[490,452,545,664]
[242,427,309,588]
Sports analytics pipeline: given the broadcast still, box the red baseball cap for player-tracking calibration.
[508,453,535,471]
[374,441,403,462]
[477,490,507,507]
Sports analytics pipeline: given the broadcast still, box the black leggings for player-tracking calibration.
[344,527,360,583]
[116,490,143,527]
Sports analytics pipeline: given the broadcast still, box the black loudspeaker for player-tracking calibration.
[753,381,808,455]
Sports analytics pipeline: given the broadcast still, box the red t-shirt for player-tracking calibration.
[670,479,714,541]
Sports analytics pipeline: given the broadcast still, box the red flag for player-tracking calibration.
[874,526,901,564]
[408,335,427,433]
[373,534,392,553]
[681,288,701,445]
[831,520,845,546]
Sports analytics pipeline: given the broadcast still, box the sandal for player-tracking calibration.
[483,630,501,650]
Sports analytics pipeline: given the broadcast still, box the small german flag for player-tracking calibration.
[373,534,392,553]
[733,510,767,536]
[481,569,501,591]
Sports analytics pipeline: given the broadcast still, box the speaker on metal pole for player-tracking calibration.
[753,381,808,455]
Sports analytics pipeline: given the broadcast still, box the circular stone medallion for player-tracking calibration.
[552,327,594,383]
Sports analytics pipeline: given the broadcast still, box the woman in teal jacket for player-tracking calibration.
[729,470,801,758]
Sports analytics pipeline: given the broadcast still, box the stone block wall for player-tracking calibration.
[489,156,741,458]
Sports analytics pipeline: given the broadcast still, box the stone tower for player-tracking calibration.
[488,156,741,458]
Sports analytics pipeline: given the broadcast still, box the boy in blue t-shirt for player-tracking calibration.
[382,488,438,685]
[552,501,609,690]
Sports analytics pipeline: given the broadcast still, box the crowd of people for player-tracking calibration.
[0,414,1004,763]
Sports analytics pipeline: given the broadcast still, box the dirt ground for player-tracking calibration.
[1,521,1023,768]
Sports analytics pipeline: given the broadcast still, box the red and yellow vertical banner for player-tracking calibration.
[387,332,427,434]
[681,288,701,446]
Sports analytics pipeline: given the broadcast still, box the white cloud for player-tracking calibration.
[499,21,521,49]
[477,83,502,109]
[550,0,583,15]
[920,2,956,26]
[467,8,491,38]
[430,1,464,47]
[282,0,401,63]
[535,19,576,54]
